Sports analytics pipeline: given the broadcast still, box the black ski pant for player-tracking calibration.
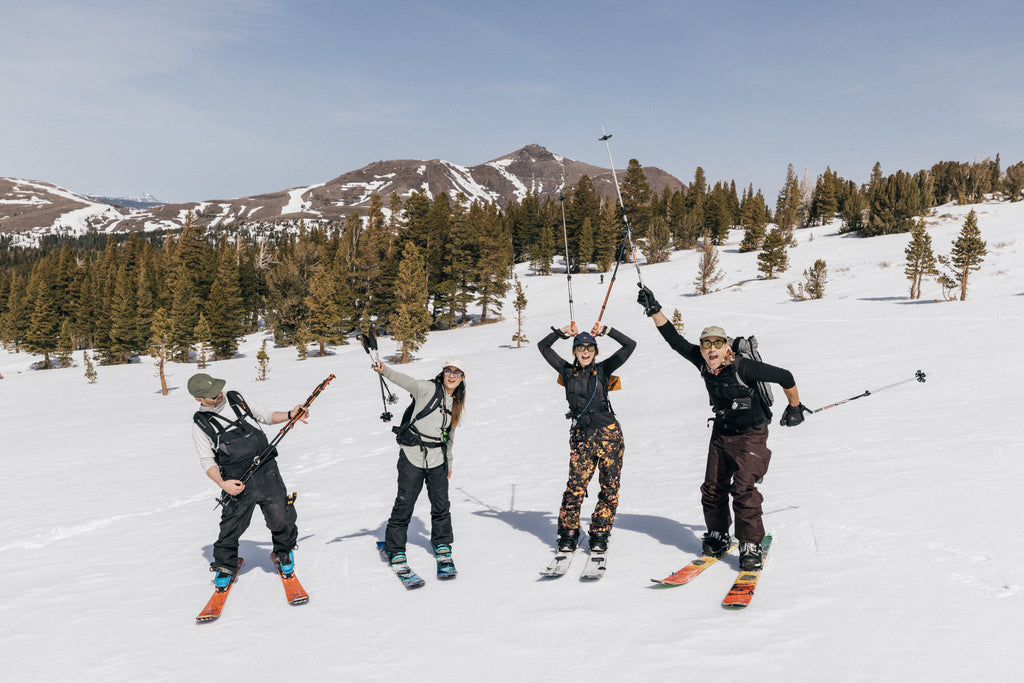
[212,460,297,572]
[700,425,771,544]
[384,452,452,555]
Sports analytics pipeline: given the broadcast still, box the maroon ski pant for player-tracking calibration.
[700,425,771,544]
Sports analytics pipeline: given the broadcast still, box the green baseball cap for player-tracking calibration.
[699,325,728,340]
[188,373,226,399]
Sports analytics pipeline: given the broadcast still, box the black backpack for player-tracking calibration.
[391,381,447,449]
[730,336,774,410]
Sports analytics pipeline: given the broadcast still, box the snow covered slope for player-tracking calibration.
[1,200,1021,681]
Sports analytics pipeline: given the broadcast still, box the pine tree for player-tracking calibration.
[205,245,245,359]
[757,228,790,279]
[594,202,620,271]
[671,308,684,333]
[265,233,320,346]
[194,313,212,369]
[58,318,75,368]
[105,265,138,365]
[667,189,694,249]
[694,237,725,295]
[256,338,270,381]
[305,253,345,356]
[134,261,156,352]
[1004,161,1024,202]
[532,221,556,275]
[293,323,310,360]
[576,217,595,271]
[704,183,733,244]
[738,185,770,252]
[775,164,801,233]
[620,159,653,238]
[512,273,528,348]
[446,195,479,326]
[567,175,602,260]
[472,202,511,324]
[840,184,867,234]
[392,242,431,363]
[169,268,200,362]
[84,350,98,384]
[643,216,672,264]
[904,219,937,299]
[804,259,828,299]
[3,274,30,352]
[937,209,987,301]
[25,260,61,368]
[811,168,840,226]
[149,307,174,396]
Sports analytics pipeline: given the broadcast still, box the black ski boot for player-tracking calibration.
[701,530,733,558]
[739,541,765,570]
[557,528,580,553]
[588,529,609,553]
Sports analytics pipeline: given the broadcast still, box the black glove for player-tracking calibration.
[550,326,570,339]
[780,403,811,427]
[636,286,662,317]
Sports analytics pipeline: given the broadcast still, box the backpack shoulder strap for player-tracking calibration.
[225,390,253,420]
[193,410,231,441]
[413,381,445,423]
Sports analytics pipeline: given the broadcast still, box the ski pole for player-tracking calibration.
[358,325,397,421]
[216,374,335,510]
[595,240,626,326]
[599,127,645,288]
[558,190,576,328]
[813,370,926,413]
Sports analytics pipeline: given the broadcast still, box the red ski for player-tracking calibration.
[272,553,309,605]
[196,558,244,623]
[651,542,738,586]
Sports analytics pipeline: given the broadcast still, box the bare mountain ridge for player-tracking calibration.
[0,144,683,240]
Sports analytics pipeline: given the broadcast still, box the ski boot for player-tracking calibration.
[588,529,609,553]
[701,530,733,558]
[557,528,580,553]
[211,566,235,590]
[739,541,765,570]
[276,550,295,576]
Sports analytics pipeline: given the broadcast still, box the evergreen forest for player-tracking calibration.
[1,155,1020,370]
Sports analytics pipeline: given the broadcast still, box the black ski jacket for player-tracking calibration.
[656,322,795,434]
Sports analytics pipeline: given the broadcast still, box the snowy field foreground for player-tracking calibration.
[2,201,1022,682]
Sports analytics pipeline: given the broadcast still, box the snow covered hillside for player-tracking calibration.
[1,200,1022,682]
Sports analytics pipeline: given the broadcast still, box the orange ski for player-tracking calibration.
[652,542,738,586]
[196,558,244,623]
[722,535,772,609]
[272,553,309,605]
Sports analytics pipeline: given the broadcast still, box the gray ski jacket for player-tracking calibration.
[381,365,456,470]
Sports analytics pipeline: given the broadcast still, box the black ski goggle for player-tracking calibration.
[574,344,597,353]
[700,339,727,350]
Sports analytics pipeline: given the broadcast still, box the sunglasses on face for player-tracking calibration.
[574,344,597,353]
[443,368,464,378]
[700,339,727,350]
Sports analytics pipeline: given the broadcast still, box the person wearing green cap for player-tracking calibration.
[189,373,309,588]
[636,287,809,571]
[538,321,636,556]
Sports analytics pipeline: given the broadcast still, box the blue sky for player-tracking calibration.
[2,0,1022,204]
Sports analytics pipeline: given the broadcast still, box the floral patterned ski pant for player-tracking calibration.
[558,422,625,534]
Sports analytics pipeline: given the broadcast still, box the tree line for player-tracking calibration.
[0,155,1018,372]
